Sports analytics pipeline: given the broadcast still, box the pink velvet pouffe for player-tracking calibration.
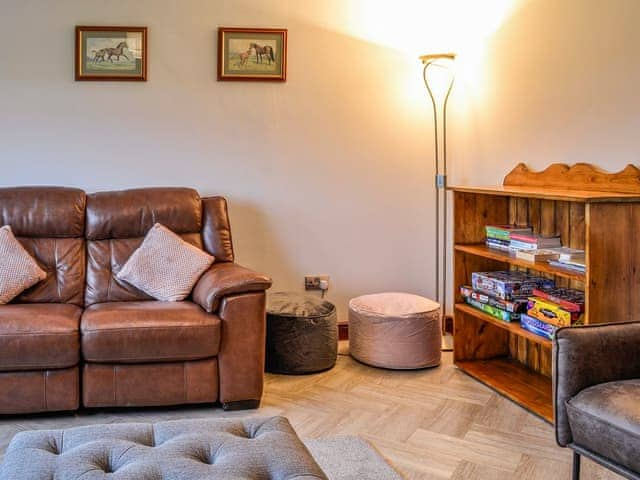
[348,292,441,369]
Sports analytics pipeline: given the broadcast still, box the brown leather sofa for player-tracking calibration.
[0,187,272,414]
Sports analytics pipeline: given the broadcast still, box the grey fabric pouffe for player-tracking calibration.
[0,416,327,480]
[266,292,338,374]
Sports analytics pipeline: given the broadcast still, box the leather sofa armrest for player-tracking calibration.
[193,262,272,313]
[553,321,640,447]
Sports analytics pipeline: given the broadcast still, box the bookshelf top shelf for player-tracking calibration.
[450,162,640,202]
[448,185,640,203]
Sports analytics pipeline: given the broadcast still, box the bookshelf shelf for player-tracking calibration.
[451,163,640,424]
[455,358,553,422]
[454,244,585,281]
[454,304,551,348]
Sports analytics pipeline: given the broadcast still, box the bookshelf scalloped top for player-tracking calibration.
[504,163,640,194]
[450,163,640,202]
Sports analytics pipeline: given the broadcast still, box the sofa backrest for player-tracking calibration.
[0,187,86,306]
[84,188,234,306]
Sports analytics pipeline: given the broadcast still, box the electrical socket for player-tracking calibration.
[305,275,330,291]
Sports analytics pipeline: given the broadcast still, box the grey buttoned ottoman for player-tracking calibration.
[0,416,327,480]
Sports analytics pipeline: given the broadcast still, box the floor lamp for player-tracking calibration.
[420,53,456,346]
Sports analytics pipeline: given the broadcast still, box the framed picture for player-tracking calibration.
[75,26,147,81]
[218,27,287,82]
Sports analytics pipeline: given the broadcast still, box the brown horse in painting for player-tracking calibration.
[249,43,275,64]
[105,42,130,62]
[92,41,130,63]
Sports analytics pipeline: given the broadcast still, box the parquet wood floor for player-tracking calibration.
[0,348,621,479]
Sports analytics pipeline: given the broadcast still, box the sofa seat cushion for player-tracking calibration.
[81,301,221,363]
[566,379,640,473]
[0,304,81,371]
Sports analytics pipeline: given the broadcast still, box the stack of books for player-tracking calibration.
[460,271,555,323]
[485,225,532,252]
[520,287,585,339]
[509,232,562,252]
[548,249,586,274]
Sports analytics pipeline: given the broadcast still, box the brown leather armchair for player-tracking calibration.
[554,322,640,480]
[0,187,272,414]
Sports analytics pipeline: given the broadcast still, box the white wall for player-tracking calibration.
[451,0,640,185]
[1,0,437,320]
[2,0,639,320]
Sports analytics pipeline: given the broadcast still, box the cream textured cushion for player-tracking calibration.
[0,225,47,304]
[117,223,214,302]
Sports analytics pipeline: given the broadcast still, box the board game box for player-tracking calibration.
[471,271,555,301]
[526,297,581,327]
[531,287,584,313]
[460,285,528,313]
[520,313,558,340]
[464,297,520,322]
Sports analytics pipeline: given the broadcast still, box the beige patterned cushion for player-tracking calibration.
[117,223,214,302]
[0,225,47,304]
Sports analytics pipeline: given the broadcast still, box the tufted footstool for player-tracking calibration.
[349,292,441,370]
[0,416,327,480]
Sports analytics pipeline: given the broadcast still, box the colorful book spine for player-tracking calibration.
[486,238,511,251]
[460,285,528,313]
[485,228,512,241]
[548,260,586,273]
[520,314,558,340]
[464,297,519,322]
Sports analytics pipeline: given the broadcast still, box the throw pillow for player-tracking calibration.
[0,225,47,304]
[117,223,215,302]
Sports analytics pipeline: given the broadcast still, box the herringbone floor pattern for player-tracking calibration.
[0,348,621,479]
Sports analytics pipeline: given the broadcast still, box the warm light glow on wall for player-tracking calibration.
[345,0,519,58]
[342,0,524,106]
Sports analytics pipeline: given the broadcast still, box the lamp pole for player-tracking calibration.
[420,53,455,328]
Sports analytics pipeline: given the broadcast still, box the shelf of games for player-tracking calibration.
[450,163,640,423]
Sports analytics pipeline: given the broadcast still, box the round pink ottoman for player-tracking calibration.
[348,292,441,369]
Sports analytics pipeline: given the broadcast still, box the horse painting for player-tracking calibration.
[92,41,130,63]
[249,43,275,65]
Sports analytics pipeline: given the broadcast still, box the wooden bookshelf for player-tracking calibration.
[451,162,640,423]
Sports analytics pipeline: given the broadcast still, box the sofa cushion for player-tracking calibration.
[15,237,86,305]
[566,379,640,473]
[117,224,214,302]
[0,187,85,238]
[86,188,202,241]
[81,301,221,363]
[0,304,81,370]
[0,226,48,304]
[85,234,203,306]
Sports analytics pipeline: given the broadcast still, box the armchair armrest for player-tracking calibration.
[193,262,272,313]
[553,321,640,446]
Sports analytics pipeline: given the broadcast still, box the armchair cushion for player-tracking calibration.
[566,379,640,473]
[192,263,272,313]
